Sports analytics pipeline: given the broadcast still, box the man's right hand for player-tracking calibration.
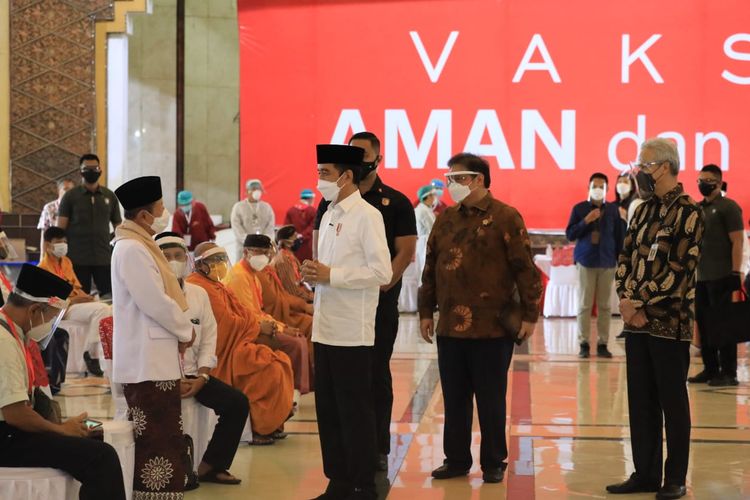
[420,318,435,344]
[584,208,601,224]
[179,329,197,354]
[260,320,275,335]
[619,299,637,323]
[59,413,89,438]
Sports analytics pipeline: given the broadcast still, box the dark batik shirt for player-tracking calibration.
[418,192,542,339]
[616,184,704,342]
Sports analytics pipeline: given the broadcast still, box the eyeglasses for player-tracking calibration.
[446,174,477,184]
[696,179,718,185]
[632,161,664,171]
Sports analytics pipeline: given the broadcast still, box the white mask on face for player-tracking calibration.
[27,309,53,342]
[251,190,262,201]
[149,207,170,234]
[317,174,344,202]
[448,183,472,203]
[51,243,68,258]
[589,187,606,202]
[616,183,631,198]
[168,259,188,279]
[249,254,270,271]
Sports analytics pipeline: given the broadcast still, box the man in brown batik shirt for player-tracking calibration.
[607,138,703,500]
[418,153,542,484]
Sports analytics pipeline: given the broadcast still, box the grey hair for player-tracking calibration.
[640,137,680,175]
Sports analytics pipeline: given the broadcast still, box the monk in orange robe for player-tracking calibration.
[273,225,314,303]
[186,243,294,443]
[225,238,311,394]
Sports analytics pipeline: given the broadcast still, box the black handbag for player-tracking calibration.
[714,289,750,345]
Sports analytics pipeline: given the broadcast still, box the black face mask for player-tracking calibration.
[291,239,302,252]
[361,158,380,176]
[698,181,717,197]
[81,169,101,184]
[634,170,656,199]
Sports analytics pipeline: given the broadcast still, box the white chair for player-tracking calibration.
[59,321,88,375]
[102,421,135,500]
[0,467,80,500]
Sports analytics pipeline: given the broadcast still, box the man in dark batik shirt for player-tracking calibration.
[418,153,542,485]
[607,138,703,500]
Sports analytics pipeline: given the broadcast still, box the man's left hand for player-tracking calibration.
[301,260,331,284]
[180,377,205,399]
[630,310,648,328]
[517,321,537,342]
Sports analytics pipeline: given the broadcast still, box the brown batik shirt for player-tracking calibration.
[616,183,704,341]
[418,192,542,339]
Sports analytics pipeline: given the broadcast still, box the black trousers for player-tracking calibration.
[695,277,738,378]
[625,333,691,486]
[0,422,126,500]
[372,285,400,455]
[72,264,112,296]
[314,342,377,499]
[193,375,249,471]
[436,335,514,471]
[41,328,69,391]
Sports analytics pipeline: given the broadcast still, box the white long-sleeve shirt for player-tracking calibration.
[111,239,193,383]
[415,202,436,238]
[230,199,275,243]
[183,282,218,375]
[312,190,392,347]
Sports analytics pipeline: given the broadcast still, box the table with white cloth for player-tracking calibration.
[535,254,619,318]
[0,467,80,500]
[102,421,135,500]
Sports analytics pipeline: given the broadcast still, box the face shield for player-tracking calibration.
[195,247,230,281]
[13,289,69,348]
[0,231,19,261]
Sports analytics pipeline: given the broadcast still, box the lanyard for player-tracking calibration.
[0,272,12,294]
[1,310,34,395]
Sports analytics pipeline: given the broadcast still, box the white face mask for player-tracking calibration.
[317,174,344,202]
[149,207,170,234]
[448,182,473,203]
[27,309,54,342]
[251,190,262,201]
[616,183,631,198]
[51,242,68,258]
[589,187,606,202]
[248,254,270,271]
[168,259,188,279]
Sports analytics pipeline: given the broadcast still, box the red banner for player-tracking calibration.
[238,0,750,229]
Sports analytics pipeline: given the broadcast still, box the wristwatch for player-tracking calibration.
[199,373,210,383]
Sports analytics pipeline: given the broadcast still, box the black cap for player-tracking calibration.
[276,225,296,242]
[244,234,272,248]
[15,264,73,301]
[316,144,365,165]
[114,176,163,210]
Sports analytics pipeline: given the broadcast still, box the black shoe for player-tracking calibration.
[606,473,659,494]
[184,470,200,491]
[431,464,470,480]
[83,351,104,377]
[656,484,687,499]
[616,332,627,340]
[687,370,714,384]
[578,343,590,359]
[597,344,613,358]
[482,468,504,483]
[708,375,739,387]
[376,453,388,471]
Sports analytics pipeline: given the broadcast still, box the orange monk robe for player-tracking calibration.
[185,272,293,435]
[272,248,313,303]
[256,266,313,339]
[224,260,311,394]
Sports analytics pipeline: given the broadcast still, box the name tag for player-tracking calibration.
[184,234,192,247]
[647,243,658,262]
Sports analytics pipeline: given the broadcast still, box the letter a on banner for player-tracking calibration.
[410,31,459,83]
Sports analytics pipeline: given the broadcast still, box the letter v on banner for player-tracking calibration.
[409,31,459,83]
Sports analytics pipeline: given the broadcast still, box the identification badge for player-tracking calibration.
[647,243,658,262]
[184,234,192,247]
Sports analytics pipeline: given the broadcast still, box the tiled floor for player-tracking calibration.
[58,316,750,499]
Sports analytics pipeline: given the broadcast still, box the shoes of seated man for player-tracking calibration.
[687,370,715,384]
[431,464,470,480]
[605,473,659,494]
[597,344,613,358]
[578,343,590,359]
[707,374,739,387]
[83,351,104,377]
[656,483,687,499]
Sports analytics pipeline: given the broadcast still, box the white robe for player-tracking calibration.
[414,202,436,283]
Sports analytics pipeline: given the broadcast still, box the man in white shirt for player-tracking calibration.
[301,145,392,500]
[112,176,195,499]
[230,179,275,262]
[156,232,248,487]
[0,264,125,499]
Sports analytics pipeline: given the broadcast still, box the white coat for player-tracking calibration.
[414,202,436,283]
[111,239,193,384]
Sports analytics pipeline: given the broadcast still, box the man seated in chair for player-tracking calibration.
[0,264,125,499]
[225,234,312,396]
[156,232,248,486]
[38,226,110,377]
[273,225,314,303]
[186,242,295,445]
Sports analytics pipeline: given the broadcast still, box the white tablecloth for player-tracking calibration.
[542,264,620,318]
[0,467,80,500]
